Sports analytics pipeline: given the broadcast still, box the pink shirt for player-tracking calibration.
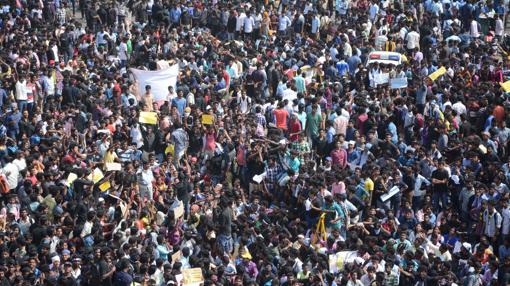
[331,182,346,195]
[330,148,347,169]
[334,116,348,136]
[204,133,217,151]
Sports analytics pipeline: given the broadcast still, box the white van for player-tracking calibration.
[366,51,403,66]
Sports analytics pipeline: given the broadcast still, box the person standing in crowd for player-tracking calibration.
[0,0,510,285]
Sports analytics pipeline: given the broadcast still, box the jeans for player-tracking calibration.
[432,191,449,212]
[305,212,318,229]
[26,102,33,117]
[17,100,27,113]
[391,193,402,214]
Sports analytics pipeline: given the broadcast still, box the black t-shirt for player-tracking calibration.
[175,181,192,202]
[227,15,237,33]
[380,141,399,157]
[219,206,232,236]
[431,168,448,192]
[188,129,203,155]
[309,197,322,218]
[315,138,329,156]
[31,225,47,245]
[246,152,265,179]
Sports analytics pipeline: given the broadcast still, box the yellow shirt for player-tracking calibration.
[103,150,117,164]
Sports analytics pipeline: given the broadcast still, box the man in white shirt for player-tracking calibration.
[137,161,155,202]
[15,75,28,113]
[96,28,110,47]
[483,202,502,242]
[374,30,388,50]
[451,97,467,115]
[405,29,420,52]
[311,13,321,38]
[243,11,255,40]
[237,92,252,114]
[2,157,19,191]
[80,211,96,241]
[278,13,292,35]
[470,19,480,38]
[253,11,262,37]
[502,200,510,237]
[235,10,246,37]
[495,14,504,39]
[167,86,177,103]
[118,38,129,67]
[369,1,379,22]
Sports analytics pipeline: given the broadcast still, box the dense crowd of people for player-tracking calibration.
[1,0,510,285]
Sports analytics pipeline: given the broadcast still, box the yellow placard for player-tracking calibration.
[182,268,204,286]
[500,80,510,92]
[139,112,158,125]
[99,181,111,192]
[428,67,446,81]
[201,114,213,125]
[173,200,184,218]
[66,173,78,187]
[87,168,104,184]
[171,250,182,263]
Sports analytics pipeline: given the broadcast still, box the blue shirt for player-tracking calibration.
[336,61,350,76]
[388,122,398,144]
[326,127,336,144]
[347,55,361,76]
[5,111,21,132]
[114,271,133,286]
[499,245,510,260]
[169,7,181,23]
[172,97,187,115]
[157,244,171,260]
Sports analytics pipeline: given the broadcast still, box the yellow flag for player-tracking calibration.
[500,80,510,92]
[165,144,174,156]
[428,67,447,81]
[139,112,158,125]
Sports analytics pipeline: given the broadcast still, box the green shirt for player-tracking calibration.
[127,39,133,54]
[306,112,322,138]
[324,202,345,229]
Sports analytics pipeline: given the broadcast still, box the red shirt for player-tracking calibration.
[289,118,302,142]
[273,108,289,130]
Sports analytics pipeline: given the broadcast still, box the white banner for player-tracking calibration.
[381,186,400,202]
[328,251,358,274]
[130,64,179,102]
[390,77,408,89]
[374,73,390,85]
